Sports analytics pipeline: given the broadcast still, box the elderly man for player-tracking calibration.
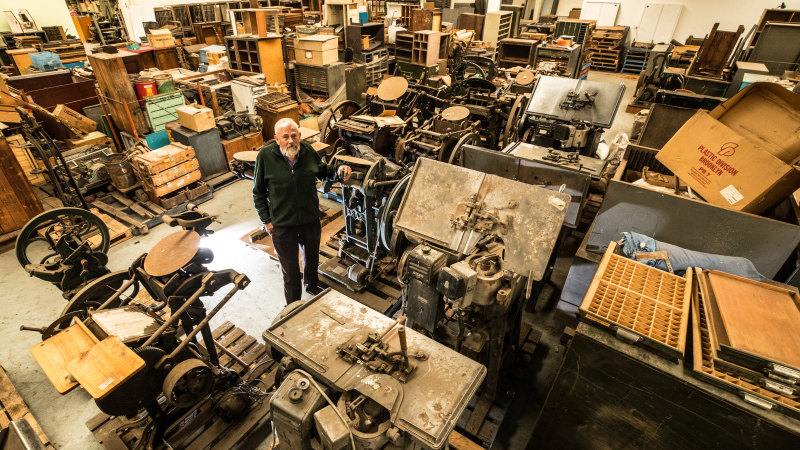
[253,118,351,304]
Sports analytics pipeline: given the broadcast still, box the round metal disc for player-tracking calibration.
[441,106,470,122]
[233,150,259,162]
[144,230,201,277]
[515,70,535,86]
[376,77,409,102]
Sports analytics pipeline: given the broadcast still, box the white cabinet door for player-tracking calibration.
[580,2,620,27]
[637,3,683,43]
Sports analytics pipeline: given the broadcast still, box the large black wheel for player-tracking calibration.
[500,94,526,149]
[448,132,480,166]
[62,270,141,318]
[322,100,361,146]
[15,207,109,267]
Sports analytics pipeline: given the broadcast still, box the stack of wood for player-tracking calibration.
[131,143,202,203]
[586,26,628,72]
[36,40,87,64]
[14,35,43,48]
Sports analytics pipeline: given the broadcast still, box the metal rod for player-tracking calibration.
[123,101,139,141]
[378,315,405,341]
[95,88,123,152]
[165,281,244,361]
[197,81,205,106]
[398,326,408,358]
[97,277,138,310]
[213,339,249,369]
[142,280,209,348]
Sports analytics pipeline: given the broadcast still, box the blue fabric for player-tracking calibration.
[619,231,765,281]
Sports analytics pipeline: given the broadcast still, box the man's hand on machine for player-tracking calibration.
[338,165,352,181]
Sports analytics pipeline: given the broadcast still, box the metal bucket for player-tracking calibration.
[134,77,157,106]
[153,73,175,93]
[103,154,138,190]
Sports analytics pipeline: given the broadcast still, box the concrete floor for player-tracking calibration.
[0,71,638,449]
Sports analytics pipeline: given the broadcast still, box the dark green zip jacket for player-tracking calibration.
[252,140,339,227]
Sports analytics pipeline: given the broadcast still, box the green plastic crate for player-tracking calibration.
[144,92,186,133]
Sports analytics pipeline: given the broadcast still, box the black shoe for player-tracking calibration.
[305,283,327,296]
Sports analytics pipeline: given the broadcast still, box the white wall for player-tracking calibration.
[0,1,74,35]
[580,0,800,44]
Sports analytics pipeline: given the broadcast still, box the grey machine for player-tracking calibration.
[519,75,626,156]
[264,290,486,449]
[390,158,569,424]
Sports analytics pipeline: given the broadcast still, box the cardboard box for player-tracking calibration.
[132,142,196,175]
[54,104,96,134]
[295,35,338,66]
[67,131,110,148]
[148,28,175,48]
[656,82,800,213]
[0,105,21,123]
[176,103,215,132]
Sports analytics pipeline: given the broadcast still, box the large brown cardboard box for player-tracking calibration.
[294,35,338,66]
[176,103,215,132]
[656,82,800,213]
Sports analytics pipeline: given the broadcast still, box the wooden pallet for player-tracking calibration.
[90,208,133,247]
[87,321,276,450]
[0,365,56,449]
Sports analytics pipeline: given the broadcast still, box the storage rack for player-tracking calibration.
[497,38,538,68]
[394,31,414,63]
[294,61,345,97]
[154,8,174,28]
[411,30,441,66]
[483,10,512,48]
[346,22,384,55]
[750,8,800,49]
[225,35,286,83]
[622,44,651,74]
[534,44,581,78]
[355,47,389,86]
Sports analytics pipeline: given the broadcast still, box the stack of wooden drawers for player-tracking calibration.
[132,143,201,200]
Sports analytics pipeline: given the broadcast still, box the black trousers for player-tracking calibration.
[271,219,321,304]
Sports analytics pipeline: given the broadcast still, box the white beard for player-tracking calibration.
[281,144,300,159]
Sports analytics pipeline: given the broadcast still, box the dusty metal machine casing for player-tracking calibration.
[263,290,486,449]
[391,158,569,422]
[520,76,626,155]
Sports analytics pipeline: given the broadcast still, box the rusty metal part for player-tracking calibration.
[143,230,201,277]
[515,70,535,86]
[376,76,409,102]
[163,359,215,407]
[264,290,486,449]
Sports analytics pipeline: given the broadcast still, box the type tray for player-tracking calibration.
[697,269,800,385]
[579,241,692,361]
[692,274,800,420]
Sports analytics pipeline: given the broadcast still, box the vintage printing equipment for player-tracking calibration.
[519,75,626,156]
[391,158,569,420]
[264,289,486,449]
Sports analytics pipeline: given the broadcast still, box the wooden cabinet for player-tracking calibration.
[483,11,512,47]
[225,36,286,83]
[412,31,441,66]
[498,38,538,68]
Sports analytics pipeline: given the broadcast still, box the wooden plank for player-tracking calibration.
[0,365,55,449]
[0,135,42,234]
[30,322,100,394]
[705,271,800,369]
[449,429,484,449]
[87,52,149,136]
[66,336,145,399]
[212,321,236,340]
[220,335,256,369]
